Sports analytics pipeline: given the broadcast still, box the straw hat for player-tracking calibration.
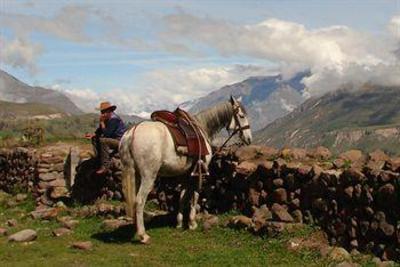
[96,101,116,112]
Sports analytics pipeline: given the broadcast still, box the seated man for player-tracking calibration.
[85,101,127,174]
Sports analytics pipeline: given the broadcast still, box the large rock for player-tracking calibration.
[377,184,397,207]
[30,207,59,220]
[378,171,399,183]
[50,187,69,199]
[248,188,260,206]
[271,203,294,222]
[63,219,79,229]
[324,247,351,261]
[280,148,307,161]
[309,146,332,160]
[7,219,17,227]
[234,145,259,162]
[58,216,80,229]
[0,227,8,236]
[258,160,274,177]
[338,150,364,166]
[252,205,272,232]
[236,161,258,176]
[8,229,37,242]
[102,219,129,231]
[384,157,400,172]
[227,215,253,229]
[202,214,219,232]
[52,227,72,237]
[272,188,288,203]
[234,145,278,162]
[264,222,303,236]
[368,150,390,163]
[39,172,60,182]
[72,241,93,250]
[48,179,66,187]
[15,193,28,202]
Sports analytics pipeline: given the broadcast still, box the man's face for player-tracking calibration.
[101,110,113,120]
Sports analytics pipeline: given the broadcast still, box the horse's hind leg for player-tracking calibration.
[122,164,136,220]
[136,170,157,244]
[176,189,185,229]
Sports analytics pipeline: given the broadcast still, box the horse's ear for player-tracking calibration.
[237,95,242,102]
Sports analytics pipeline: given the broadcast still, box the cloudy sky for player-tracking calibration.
[1,0,399,115]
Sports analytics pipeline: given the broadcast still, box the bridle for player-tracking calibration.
[218,102,251,151]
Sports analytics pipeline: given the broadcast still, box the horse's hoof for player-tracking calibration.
[189,222,198,230]
[139,234,151,244]
[176,224,183,229]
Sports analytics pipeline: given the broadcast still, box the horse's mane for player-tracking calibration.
[194,101,234,140]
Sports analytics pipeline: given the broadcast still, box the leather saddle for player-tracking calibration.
[151,108,209,157]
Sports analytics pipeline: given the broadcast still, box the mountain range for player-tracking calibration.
[185,72,308,131]
[2,68,400,155]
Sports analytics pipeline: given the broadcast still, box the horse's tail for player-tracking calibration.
[119,126,138,220]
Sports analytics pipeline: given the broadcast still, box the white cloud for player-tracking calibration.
[57,64,270,115]
[0,4,148,73]
[388,16,400,40]
[0,37,43,74]
[62,87,142,115]
[140,64,271,109]
[1,5,95,43]
[162,12,400,96]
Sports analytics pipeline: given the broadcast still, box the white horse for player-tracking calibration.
[119,96,252,244]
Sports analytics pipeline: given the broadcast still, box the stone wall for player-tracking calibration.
[0,147,36,194]
[194,145,400,261]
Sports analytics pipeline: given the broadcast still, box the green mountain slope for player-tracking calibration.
[0,100,67,119]
[254,85,400,155]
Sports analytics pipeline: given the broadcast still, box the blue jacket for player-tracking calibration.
[95,113,126,139]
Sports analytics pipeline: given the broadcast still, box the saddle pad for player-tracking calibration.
[177,117,209,156]
[165,124,187,147]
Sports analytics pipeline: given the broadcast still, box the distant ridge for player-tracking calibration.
[0,70,83,115]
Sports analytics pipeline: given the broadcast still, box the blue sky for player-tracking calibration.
[0,0,399,114]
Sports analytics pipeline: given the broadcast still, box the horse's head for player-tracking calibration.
[227,96,252,145]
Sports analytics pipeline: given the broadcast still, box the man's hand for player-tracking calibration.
[99,113,107,122]
[84,133,95,139]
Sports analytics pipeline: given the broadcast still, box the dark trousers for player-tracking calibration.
[92,137,120,168]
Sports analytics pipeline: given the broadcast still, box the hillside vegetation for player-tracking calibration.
[0,101,142,145]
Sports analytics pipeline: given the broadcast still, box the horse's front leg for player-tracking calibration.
[176,188,186,229]
[188,191,199,230]
[135,173,156,244]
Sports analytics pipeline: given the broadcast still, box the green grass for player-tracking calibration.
[0,193,379,267]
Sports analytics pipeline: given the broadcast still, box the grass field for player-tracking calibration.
[0,193,383,267]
